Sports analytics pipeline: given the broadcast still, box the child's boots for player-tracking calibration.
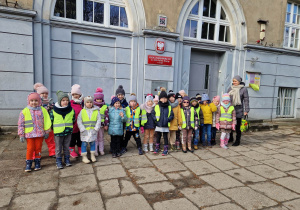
[64,155,72,166]
[143,144,148,152]
[154,143,160,154]
[78,147,82,156]
[56,157,64,169]
[90,151,97,162]
[149,143,154,152]
[162,145,168,156]
[25,160,33,172]
[81,152,90,163]
[220,139,228,149]
[69,147,78,158]
[138,147,143,155]
[34,158,41,171]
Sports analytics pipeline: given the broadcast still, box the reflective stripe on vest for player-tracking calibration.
[154,105,171,127]
[181,107,195,129]
[22,107,51,134]
[81,109,99,130]
[125,107,141,127]
[220,106,234,122]
[195,106,201,119]
[141,109,148,126]
[99,105,107,123]
[53,110,74,134]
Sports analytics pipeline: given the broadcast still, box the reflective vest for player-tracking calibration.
[99,105,107,123]
[220,106,234,122]
[52,109,74,134]
[181,107,195,129]
[154,105,171,127]
[141,109,147,126]
[195,106,201,119]
[125,106,141,127]
[81,109,99,130]
[22,107,51,134]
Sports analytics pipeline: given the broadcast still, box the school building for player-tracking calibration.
[1,0,300,125]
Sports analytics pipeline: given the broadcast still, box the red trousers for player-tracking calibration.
[26,137,43,160]
[45,130,56,156]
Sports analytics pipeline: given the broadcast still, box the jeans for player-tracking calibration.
[193,129,200,145]
[55,135,72,158]
[202,124,212,145]
[81,141,96,153]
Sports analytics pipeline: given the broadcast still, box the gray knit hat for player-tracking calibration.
[56,90,69,106]
[128,93,137,102]
[115,85,125,96]
[233,75,242,83]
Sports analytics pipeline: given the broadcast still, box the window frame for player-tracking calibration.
[284,2,300,50]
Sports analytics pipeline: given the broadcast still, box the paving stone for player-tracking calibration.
[221,187,278,209]
[249,182,300,202]
[185,160,220,175]
[250,147,278,155]
[95,164,127,181]
[60,162,94,177]
[145,152,173,160]
[179,170,194,178]
[260,143,281,150]
[272,154,300,164]
[262,159,298,172]
[226,155,261,167]
[273,177,300,193]
[206,158,240,171]
[0,159,24,172]
[93,155,121,166]
[295,162,300,168]
[119,148,143,158]
[225,168,266,183]
[200,172,244,190]
[194,149,219,159]
[288,170,300,178]
[99,179,120,197]
[170,151,199,162]
[139,181,175,194]
[180,186,230,208]
[153,158,187,173]
[0,169,24,187]
[283,198,300,210]
[129,168,167,184]
[276,148,300,156]
[17,171,59,194]
[228,145,251,152]
[242,151,273,161]
[120,179,138,194]
[0,188,14,208]
[153,198,198,210]
[106,194,152,210]
[166,172,182,180]
[246,165,287,179]
[59,174,98,196]
[203,203,244,210]
[57,192,104,210]
[263,206,289,210]
[209,148,240,157]
[120,155,153,169]
[10,191,56,209]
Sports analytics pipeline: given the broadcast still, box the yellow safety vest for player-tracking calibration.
[52,109,74,134]
[154,105,171,127]
[141,109,147,126]
[99,105,107,123]
[81,109,99,130]
[22,107,51,133]
[195,106,201,119]
[181,107,195,129]
[220,106,235,122]
[125,106,141,127]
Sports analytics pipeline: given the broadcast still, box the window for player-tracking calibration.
[276,88,296,117]
[54,0,76,19]
[184,0,231,43]
[284,2,300,49]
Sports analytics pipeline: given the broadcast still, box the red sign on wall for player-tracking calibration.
[148,55,172,66]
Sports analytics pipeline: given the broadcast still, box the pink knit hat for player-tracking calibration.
[33,83,48,94]
[213,95,220,102]
[153,95,159,102]
[94,87,104,100]
[222,93,231,102]
[71,84,82,95]
[27,92,41,105]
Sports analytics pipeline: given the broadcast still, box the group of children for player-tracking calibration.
[18,83,237,172]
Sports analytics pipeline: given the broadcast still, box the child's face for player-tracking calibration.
[160,97,167,103]
[169,97,175,103]
[191,101,198,106]
[147,100,153,106]
[178,98,182,104]
[154,100,158,105]
[85,101,93,108]
[72,93,81,99]
[129,101,137,107]
[232,79,240,86]
[40,92,48,99]
[60,97,69,107]
[29,99,39,108]
[182,100,190,107]
[96,98,103,103]
[114,101,120,108]
[117,94,124,100]
[213,100,219,106]
[203,100,208,105]
[223,100,229,105]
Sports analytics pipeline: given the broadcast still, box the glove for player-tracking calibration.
[178,126,182,130]
[232,124,236,131]
[195,127,198,130]
[44,133,49,139]
[20,137,25,143]
[140,127,144,134]
[216,123,220,130]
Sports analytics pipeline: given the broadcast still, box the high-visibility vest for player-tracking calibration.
[195,106,201,118]
[52,109,74,134]
[141,109,147,126]
[125,106,141,127]
[99,105,107,123]
[220,106,234,122]
[81,109,99,130]
[181,107,195,129]
[154,105,171,127]
[22,107,51,134]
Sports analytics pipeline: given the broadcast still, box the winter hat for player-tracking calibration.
[190,97,198,103]
[179,90,186,96]
[196,93,202,100]
[153,95,159,102]
[202,94,210,101]
[27,92,41,105]
[115,85,125,96]
[167,90,176,99]
[84,96,94,104]
[56,90,69,106]
[175,93,182,99]
[71,84,82,96]
[128,93,137,102]
[146,94,154,102]
[34,83,49,94]
[94,87,104,100]
[182,96,190,102]
[222,93,231,102]
[111,96,120,106]
[159,88,168,100]
[233,75,242,83]
[213,95,220,102]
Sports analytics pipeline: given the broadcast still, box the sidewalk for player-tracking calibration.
[1,125,300,209]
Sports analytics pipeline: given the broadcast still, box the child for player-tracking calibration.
[179,90,186,98]
[77,96,101,163]
[153,95,159,105]
[34,83,55,158]
[140,94,156,152]
[94,87,109,156]
[211,96,220,146]
[200,94,217,147]
[115,85,128,108]
[69,84,83,158]
[180,96,199,153]
[196,93,202,103]
[216,94,236,149]
[175,93,183,149]
[50,91,75,169]
[152,88,174,156]
[168,90,182,151]
[18,93,51,172]
[190,97,203,150]
[175,93,183,106]
[108,97,127,157]
[122,93,143,155]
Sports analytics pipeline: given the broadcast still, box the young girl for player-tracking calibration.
[211,96,220,146]
[115,85,128,108]
[140,94,156,152]
[153,95,159,105]
[190,96,203,150]
[50,91,75,169]
[152,88,174,156]
[77,96,101,163]
[108,97,127,158]
[94,87,109,156]
[69,84,83,158]
[175,93,183,150]
[18,93,51,172]
[216,94,236,149]
[33,83,55,158]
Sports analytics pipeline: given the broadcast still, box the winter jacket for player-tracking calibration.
[181,106,199,129]
[126,105,141,131]
[70,100,83,133]
[200,103,217,124]
[227,82,250,119]
[212,105,220,127]
[192,104,204,125]
[169,100,183,131]
[151,102,174,128]
[77,106,101,142]
[216,105,237,130]
[96,103,109,127]
[108,107,127,136]
[140,103,156,129]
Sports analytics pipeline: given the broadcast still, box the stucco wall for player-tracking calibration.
[0,0,33,10]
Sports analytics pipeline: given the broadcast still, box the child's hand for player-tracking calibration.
[119,112,124,118]
[195,127,198,130]
[140,127,144,134]
[104,126,108,131]
[178,126,182,130]
[20,137,25,143]
[232,124,236,131]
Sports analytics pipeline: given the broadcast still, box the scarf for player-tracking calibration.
[221,102,231,109]
[53,102,73,117]
[228,85,244,106]
[71,94,83,104]
[192,103,199,109]
[169,99,179,109]
[94,100,105,107]
[141,103,153,113]
[27,106,41,111]
[158,101,169,107]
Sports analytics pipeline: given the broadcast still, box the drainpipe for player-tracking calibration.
[270,54,278,122]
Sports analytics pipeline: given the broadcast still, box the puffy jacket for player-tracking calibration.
[140,103,156,129]
[169,102,182,131]
[108,107,127,136]
[70,100,83,133]
[151,103,174,128]
[216,105,237,130]
[200,103,217,124]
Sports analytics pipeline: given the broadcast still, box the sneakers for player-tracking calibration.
[94,150,99,157]
[69,147,78,158]
[194,145,198,150]
[221,145,228,149]
[120,148,127,156]
[64,155,72,167]
[116,153,121,157]
[25,160,33,172]
[232,140,240,146]
[138,147,143,155]
[100,151,105,156]
[56,157,64,169]
[154,144,160,154]
[90,152,97,162]
[162,145,168,156]
[176,142,180,150]
[170,144,176,152]
[143,144,148,152]
[34,158,41,171]
[149,144,154,152]
[81,152,90,164]
[187,147,194,153]
[112,153,117,158]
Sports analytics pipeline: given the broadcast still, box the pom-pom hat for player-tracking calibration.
[34,83,48,94]
[94,87,104,100]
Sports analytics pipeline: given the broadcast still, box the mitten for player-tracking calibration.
[44,133,49,139]
[232,124,236,131]
[216,123,220,130]
[20,137,25,143]
[140,127,144,134]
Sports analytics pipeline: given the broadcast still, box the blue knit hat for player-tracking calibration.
[202,94,210,101]
[111,96,120,106]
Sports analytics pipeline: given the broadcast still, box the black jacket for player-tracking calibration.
[151,102,174,128]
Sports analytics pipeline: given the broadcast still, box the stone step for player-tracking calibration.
[0,126,18,135]
[247,119,264,124]
[249,123,279,132]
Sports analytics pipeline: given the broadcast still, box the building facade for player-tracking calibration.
[0,0,300,125]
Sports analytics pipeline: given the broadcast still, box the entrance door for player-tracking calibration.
[189,63,210,97]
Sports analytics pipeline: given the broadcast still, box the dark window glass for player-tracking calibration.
[184,20,190,37]
[191,2,199,15]
[210,0,216,18]
[201,22,208,39]
[220,7,226,20]
[120,7,128,27]
[208,23,215,40]
[225,26,230,42]
[83,0,93,22]
[94,2,104,23]
[205,65,209,89]
[110,5,119,26]
[219,25,225,41]
[54,0,64,17]
[191,20,198,38]
[203,0,209,17]
[66,0,76,19]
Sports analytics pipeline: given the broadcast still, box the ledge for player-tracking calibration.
[143,29,180,39]
[0,6,36,17]
[244,44,300,56]
[183,39,235,52]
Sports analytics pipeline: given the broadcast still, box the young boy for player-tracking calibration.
[211,96,220,146]
[115,85,128,108]
[190,96,204,150]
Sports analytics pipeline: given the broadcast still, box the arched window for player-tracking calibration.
[184,0,231,43]
[53,0,128,28]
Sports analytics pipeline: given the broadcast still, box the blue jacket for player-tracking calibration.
[108,107,127,136]
[151,103,174,128]
[144,112,156,129]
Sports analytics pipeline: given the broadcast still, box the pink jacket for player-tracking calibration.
[216,105,237,130]
[70,100,83,133]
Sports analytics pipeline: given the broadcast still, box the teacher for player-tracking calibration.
[227,75,250,146]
